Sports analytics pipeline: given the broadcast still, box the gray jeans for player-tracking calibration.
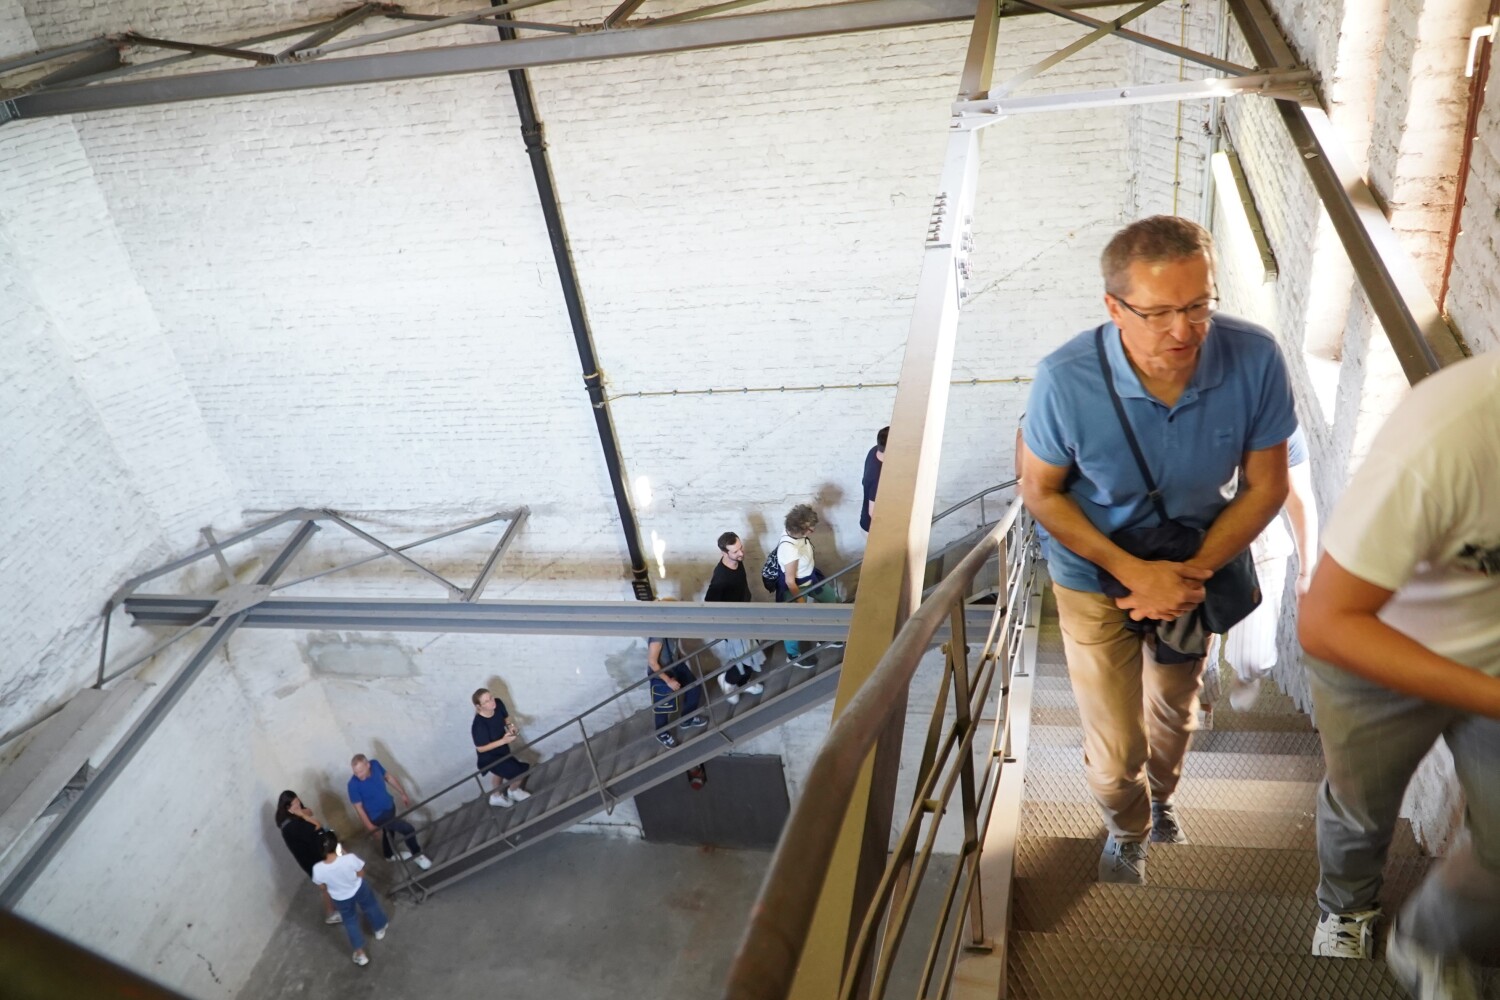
[1308,657,1500,960]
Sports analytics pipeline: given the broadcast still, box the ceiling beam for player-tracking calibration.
[3,0,971,120]
[1,0,1129,122]
[122,593,996,641]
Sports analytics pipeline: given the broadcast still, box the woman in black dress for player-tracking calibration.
[275,790,341,924]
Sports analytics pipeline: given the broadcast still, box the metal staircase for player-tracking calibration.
[383,486,1018,899]
[1004,588,1500,999]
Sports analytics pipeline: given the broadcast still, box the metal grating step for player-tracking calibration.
[1004,929,1470,1000]
[1018,800,1426,856]
[1028,724,1323,756]
[1021,765,1318,814]
[1013,878,1320,955]
[1205,676,1307,717]
[1031,702,1315,733]
[1014,836,1434,905]
[1026,745,1324,783]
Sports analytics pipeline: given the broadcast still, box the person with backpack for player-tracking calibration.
[771,504,838,664]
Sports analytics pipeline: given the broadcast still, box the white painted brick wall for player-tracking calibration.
[1,0,239,742]
[1447,40,1500,355]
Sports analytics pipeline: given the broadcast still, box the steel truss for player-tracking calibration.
[0,0,1133,122]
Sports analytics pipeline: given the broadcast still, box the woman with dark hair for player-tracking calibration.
[311,829,389,967]
[275,790,341,925]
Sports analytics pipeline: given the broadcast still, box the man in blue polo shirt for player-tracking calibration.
[348,754,432,870]
[1020,215,1295,885]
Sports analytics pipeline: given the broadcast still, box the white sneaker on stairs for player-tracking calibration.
[1311,907,1380,959]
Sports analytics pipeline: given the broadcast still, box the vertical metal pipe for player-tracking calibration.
[490,8,655,601]
[94,604,112,689]
[1438,0,1500,312]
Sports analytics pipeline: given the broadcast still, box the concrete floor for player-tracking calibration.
[239,828,958,1000]
[239,830,772,999]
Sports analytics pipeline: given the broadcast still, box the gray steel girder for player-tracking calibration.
[122,594,998,642]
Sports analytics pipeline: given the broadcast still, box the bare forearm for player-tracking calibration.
[1284,473,1319,578]
[1301,610,1500,718]
[1192,484,1285,572]
[1022,484,1137,580]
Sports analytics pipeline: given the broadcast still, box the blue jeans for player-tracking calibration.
[650,664,702,731]
[370,808,420,860]
[332,880,387,952]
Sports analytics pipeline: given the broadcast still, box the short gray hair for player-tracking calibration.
[1100,215,1216,297]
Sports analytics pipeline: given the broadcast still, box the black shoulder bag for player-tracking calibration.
[1094,327,1261,635]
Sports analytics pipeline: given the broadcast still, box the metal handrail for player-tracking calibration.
[723,501,1035,1000]
[931,477,1018,524]
[375,482,1021,841]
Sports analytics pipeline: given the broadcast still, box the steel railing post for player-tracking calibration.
[577,719,613,814]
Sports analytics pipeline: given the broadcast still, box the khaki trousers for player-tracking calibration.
[1053,583,1206,842]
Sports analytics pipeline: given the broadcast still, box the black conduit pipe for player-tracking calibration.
[490,8,656,601]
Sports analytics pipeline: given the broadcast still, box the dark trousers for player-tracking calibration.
[481,750,529,782]
[370,808,421,860]
[650,664,702,731]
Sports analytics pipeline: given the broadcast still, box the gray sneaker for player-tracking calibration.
[1386,922,1480,999]
[1097,835,1147,885]
[1150,801,1189,844]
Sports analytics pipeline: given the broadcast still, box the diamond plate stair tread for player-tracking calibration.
[1018,800,1425,856]
[1027,745,1324,782]
[1022,763,1318,813]
[1005,930,1500,1000]
[1028,724,1324,756]
[1032,702,1315,732]
[1207,678,1307,717]
[1014,836,1434,903]
[1013,878,1321,955]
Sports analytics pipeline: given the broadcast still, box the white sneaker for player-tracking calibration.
[1227,673,1263,712]
[489,792,513,807]
[1097,835,1147,885]
[747,682,764,696]
[353,952,369,967]
[726,691,741,706]
[1311,908,1380,959]
[396,850,413,861]
[413,854,432,870]
[324,912,343,925]
[1386,921,1481,1000]
[374,924,388,941]
[508,787,531,801]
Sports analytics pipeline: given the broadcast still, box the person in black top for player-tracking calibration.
[275,790,342,925]
[472,689,533,808]
[860,426,888,532]
[706,532,765,705]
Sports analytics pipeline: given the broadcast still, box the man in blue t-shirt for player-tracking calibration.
[348,754,431,870]
[1020,216,1295,886]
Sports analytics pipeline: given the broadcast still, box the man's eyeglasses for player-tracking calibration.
[1112,295,1218,333]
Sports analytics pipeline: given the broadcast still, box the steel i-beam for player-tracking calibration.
[1225,0,1466,381]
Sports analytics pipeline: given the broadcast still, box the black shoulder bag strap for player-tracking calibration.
[1095,326,1171,526]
